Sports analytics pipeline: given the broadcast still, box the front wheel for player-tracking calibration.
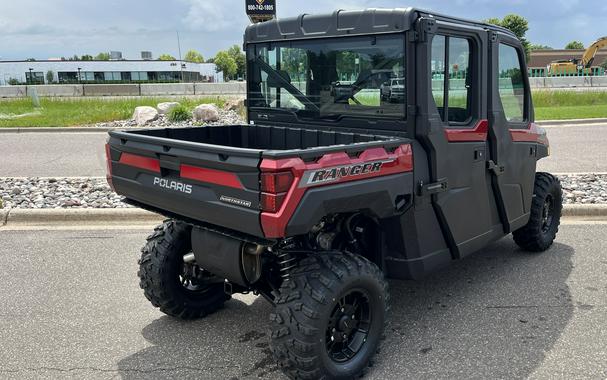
[513,172,563,252]
[269,252,389,380]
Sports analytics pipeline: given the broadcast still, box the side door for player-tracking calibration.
[487,33,537,232]
[415,19,504,258]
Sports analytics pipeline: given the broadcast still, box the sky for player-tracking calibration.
[1,0,606,61]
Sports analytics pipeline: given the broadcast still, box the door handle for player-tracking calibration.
[487,160,505,176]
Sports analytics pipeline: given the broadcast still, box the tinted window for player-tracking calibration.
[249,35,406,121]
[431,35,473,124]
[448,38,471,123]
[431,35,446,119]
[498,44,526,122]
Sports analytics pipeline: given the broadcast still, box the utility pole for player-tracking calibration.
[177,31,184,83]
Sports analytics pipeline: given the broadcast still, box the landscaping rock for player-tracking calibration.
[157,102,180,115]
[132,106,159,125]
[0,174,605,210]
[224,97,245,112]
[192,104,220,122]
[91,108,243,129]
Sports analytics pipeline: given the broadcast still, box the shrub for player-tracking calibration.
[167,104,191,122]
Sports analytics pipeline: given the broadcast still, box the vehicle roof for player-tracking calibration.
[244,8,517,44]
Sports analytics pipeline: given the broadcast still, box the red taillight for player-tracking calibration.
[105,144,115,191]
[261,192,287,213]
[260,171,293,213]
[261,171,294,193]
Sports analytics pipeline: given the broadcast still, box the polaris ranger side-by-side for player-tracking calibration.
[105,8,562,379]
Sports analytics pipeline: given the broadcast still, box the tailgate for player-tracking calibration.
[106,130,264,237]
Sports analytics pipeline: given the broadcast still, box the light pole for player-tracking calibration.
[28,68,33,84]
[77,67,82,84]
[176,31,184,83]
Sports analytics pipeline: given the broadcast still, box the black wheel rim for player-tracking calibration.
[178,254,217,294]
[325,289,372,363]
[541,194,554,233]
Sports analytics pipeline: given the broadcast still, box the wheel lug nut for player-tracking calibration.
[341,308,345,312]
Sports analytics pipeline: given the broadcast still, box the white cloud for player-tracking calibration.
[180,0,238,31]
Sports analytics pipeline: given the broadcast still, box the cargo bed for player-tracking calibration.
[106,124,410,238]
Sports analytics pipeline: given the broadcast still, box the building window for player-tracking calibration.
[58,72,77,83]
[25,71,44,84]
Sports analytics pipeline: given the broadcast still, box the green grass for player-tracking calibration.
[532,90,607,120]
[0,90,605,127]
[534,105,607,120]
[0,97,226,127]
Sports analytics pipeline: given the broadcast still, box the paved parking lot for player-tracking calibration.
[0,223,605,379]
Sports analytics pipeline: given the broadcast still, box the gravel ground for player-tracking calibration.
[0,178,131,209]
[1,174,605,209]
[92,109,244,129]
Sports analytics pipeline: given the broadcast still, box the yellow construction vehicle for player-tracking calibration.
[547,36,607,75]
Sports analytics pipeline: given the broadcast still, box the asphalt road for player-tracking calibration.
[0,132,107,177]
[0,224,605,379]
[0,123,605,177]
[538,123,607,174]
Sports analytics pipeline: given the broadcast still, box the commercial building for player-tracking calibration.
[0,60,224,85]
[528,49,607,75]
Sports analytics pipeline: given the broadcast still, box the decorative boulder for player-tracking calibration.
[132,106,158,126]
[224,97,245,112]
[193,104,220,122]
[157,102,180,115]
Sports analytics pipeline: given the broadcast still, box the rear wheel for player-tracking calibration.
[269,252,389,380]
[138,220,230,319]
[513,173,563,252]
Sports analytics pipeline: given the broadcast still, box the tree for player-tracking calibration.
[214,51,238,81]
[530,44,553,51]
[484,14,530,61]
[206,57,215,63]
[184,50,204,63]
[46,70,54,84]
[25,58,36,61]
[81,54,93,61]
[600,59,607,71]
[227,45,246,79]
[95,52,111,60]
[499,14,528,40]
[158,54,177,61]
[565,41,584,50]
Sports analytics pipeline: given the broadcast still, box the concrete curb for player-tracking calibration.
[1,204,606,228]
[537,118,607,126]
[2,208,162,227]
[561,204,607,217]
[0,127,145,133]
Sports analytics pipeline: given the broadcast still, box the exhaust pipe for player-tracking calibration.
[183,252,196,263]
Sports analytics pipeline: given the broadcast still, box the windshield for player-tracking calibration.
[247,34,406,121]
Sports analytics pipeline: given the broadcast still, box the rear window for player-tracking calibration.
[248,34,406,121]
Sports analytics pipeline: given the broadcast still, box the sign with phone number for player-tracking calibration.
[246,0,276,16]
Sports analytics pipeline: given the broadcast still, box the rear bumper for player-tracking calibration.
[111,174,265,237]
